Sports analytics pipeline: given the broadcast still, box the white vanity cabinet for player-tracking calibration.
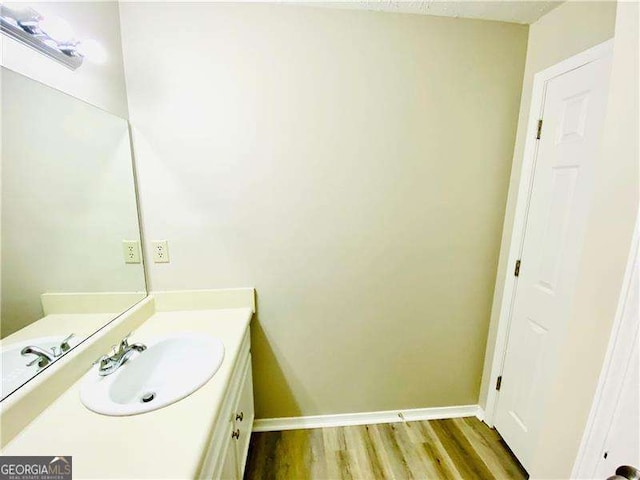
[199,327,255,480]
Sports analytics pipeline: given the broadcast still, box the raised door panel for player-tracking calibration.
[234,358,255,476]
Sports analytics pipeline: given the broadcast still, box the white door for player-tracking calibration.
[494,53,612,470]
[573,226,640,479]
[594,331,640,478]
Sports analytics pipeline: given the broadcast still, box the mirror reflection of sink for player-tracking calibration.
[1,335,80,399]
[80,333,224,416]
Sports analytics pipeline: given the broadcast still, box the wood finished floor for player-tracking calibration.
[244,417,528,480]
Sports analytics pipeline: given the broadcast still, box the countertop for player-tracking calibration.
[1,313,117,346]
[1,307,253,479]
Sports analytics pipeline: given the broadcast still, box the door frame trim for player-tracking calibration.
[482,39,614,427]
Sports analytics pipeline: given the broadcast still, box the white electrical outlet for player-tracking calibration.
[152,240,170,263]
[122,240,141,264]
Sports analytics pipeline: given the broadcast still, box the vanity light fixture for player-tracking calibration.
[0,5,84,70]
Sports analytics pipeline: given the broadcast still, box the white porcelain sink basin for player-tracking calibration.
[80,333,224,416]
[2,335,80,399]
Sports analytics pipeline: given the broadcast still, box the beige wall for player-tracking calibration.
[121,3,528,418]
[479,0,618,410]
[0,1,129,117]
[531,2,638,477]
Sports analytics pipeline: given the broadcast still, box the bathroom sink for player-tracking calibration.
[2,335,80,399]
[80,333,224,416]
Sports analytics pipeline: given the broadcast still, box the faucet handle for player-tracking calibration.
[26,357,44,368]
[119,331,135,349]
[60,333,75,353]
[106,344,117,356]
[26,355,50,368]
[93,354,111,370]
[119,331,140,354]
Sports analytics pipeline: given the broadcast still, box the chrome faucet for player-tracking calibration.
[21,346,54,368]
[20,333,76,369]
[96,333,146,376]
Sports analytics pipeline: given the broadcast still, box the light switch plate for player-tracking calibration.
[122,240,141,264]
[152,240,170,263]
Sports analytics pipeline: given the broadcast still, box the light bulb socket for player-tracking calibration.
[58,43,80,57]
[17,20,40,35]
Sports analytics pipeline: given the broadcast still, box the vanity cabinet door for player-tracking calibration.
[233,358,254,474]
[220,438,239,480]
[200,328,253,480]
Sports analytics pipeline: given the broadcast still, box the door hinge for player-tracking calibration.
[536,119,543,139]
[514,260,521,277]
[496,376,502,391]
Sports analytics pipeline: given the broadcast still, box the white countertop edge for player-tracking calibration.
[151,288,256,313]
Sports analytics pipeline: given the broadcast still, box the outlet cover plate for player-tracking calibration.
[152,240,170,263]
[123,240,141,264]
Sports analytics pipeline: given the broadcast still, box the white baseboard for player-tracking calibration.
[476,406,486,422]
[253,404,483,432]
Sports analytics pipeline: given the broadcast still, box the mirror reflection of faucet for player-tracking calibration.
[20,334,75,369]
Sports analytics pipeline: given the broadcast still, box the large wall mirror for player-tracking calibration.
[1,67,147,400]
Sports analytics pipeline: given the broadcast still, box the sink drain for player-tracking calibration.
[141,392,156,403]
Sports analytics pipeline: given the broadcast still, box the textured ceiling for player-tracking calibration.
[287,1,563,24]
